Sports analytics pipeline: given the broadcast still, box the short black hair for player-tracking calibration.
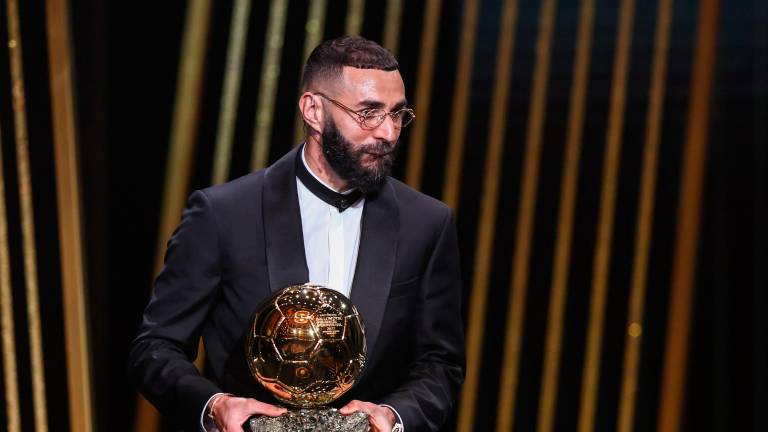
[301,36,399,91]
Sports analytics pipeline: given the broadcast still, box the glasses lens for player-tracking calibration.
[398,110,414,128]
[361,110,387,129]
[359,109,415,129]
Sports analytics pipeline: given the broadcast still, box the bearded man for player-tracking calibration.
[129,36,465,432]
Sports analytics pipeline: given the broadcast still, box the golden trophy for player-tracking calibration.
[245,284,369,432]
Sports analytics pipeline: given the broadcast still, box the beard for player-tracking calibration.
[320,118,398,194]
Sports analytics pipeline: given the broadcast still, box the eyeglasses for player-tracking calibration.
[314,92,415,130]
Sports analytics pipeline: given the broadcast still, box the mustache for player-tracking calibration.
[359,141,396,157]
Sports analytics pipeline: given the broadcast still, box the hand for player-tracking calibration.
[339,400,396,432]
[209,394,286,431]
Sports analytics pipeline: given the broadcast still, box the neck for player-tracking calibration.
[304,136,349,192]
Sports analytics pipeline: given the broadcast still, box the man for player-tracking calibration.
[130,36,464,432]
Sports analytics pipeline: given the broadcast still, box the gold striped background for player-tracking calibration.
[0,0,726,430]
[578,1,635,429]
[6,0,49,430]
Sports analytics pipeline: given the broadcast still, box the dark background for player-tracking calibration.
[0,0,765,431]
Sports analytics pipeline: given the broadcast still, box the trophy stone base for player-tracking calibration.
[247,408,370,432]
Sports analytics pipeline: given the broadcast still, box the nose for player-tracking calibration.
[373,114,399,143]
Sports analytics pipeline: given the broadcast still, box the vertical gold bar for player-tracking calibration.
[617,1,674,430]
[441,0,480,211]
[345,0,365,35]
[455,1,520,430]
[536,1,596,431]
[251,0,289,171]
[657,0,719,430]
[134,1,213,430]
[577,1,636,431]
[404,0,442,189]
[0,127,21,432]
[156,0,213,262]
[45,0,94,430]
[212,0,253,185]
[293,0,328,145]
[303,0,328,62]
[495,0,558,431]
[5,1,49,430]
[383,0,404,55]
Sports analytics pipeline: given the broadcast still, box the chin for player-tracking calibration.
[361,156,383,167]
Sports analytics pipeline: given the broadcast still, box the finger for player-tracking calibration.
[245,399,287,417]
[339,400,364,415]
[218,408,259,431]
[223,418,248,432]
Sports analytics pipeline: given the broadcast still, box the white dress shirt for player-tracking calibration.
[296,147,364,296]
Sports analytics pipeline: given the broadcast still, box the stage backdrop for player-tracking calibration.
[0,0,765,431]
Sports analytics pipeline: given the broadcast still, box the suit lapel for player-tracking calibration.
[350,180,399,367]
[263,146,309,292]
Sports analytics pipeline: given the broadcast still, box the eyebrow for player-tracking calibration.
[392,100,409,111]
[356,98,409,111]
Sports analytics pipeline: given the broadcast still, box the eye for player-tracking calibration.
[360,109,385,119]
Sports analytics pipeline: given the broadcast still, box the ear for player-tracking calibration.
[298,92,324,134]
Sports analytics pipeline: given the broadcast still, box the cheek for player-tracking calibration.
[336,120,372,145]
[333,114,358,131]
[348,130,372,146]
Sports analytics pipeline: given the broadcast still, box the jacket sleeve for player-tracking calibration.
[378,209,466,431]
[128,190,223,429]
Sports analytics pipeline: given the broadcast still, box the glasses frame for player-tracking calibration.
[313,92,415,130]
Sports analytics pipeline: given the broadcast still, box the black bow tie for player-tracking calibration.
[295,148,363,212]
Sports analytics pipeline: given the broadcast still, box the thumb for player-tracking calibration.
[339,401,361,415]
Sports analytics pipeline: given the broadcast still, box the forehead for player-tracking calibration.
[335,66,406,105]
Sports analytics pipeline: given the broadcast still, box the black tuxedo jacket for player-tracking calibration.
[129,146,465,431]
